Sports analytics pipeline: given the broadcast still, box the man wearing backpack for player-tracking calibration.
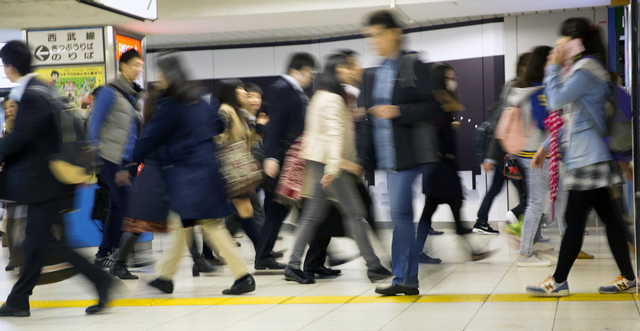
[361,11,442,296]
[88,49,145,267]
[0,41,113,316]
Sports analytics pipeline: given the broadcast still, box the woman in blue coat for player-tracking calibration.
[116,53,255,295]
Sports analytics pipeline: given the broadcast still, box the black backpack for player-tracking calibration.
[29,85,98,184]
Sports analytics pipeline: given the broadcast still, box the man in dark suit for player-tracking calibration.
[359,12,443,296]
[0,41,112,317]
[254,52,316,270]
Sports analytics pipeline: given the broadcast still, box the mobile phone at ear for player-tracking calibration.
[561,39,586,61]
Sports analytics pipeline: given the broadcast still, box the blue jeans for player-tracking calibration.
[519,159,565,256]
[388,164,435,288]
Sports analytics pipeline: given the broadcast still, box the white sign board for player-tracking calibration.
[26,27,104,66]
[78,0,157,21]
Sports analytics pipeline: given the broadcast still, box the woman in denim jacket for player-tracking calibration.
[526,18,636,297]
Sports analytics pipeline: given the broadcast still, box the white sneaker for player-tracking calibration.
[517,253,551,267]
[506,211,519,225]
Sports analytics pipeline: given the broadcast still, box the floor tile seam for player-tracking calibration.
[421,252,467,294]
[218,302,281,331]
[296,300,346,331]
[551,291,560,331]
[378,292,424,331]
[430,232,468,256]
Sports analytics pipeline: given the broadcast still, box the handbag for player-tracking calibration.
[274,135,306,208]
[503,154,524,180]
[217,141,265,198]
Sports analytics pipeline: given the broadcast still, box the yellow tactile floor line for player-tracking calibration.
[4,293,638,309]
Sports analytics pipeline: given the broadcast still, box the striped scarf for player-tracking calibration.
[543,110,564,219]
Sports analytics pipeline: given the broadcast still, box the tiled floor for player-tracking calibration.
[0,223,638,330]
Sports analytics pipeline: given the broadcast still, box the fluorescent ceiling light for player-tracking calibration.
[76,0,157,21]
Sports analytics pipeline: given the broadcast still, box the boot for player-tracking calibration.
[189,238,215,276]
[109,231,140,279]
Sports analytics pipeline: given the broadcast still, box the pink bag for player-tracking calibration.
[494,106,534,154]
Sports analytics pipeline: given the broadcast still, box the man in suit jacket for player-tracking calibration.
[361,12,444,296]
[254,52,316,270]
[0,41,112,317]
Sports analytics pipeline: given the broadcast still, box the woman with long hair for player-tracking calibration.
[115,53,255,295]
[526,18,636,296]
[214,78,265,256]
[283,52,390,284]
[108,83,216,280]
[504,46,562,267]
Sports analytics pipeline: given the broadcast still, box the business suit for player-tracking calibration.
[0,78,110,312]
[255,77,307,264]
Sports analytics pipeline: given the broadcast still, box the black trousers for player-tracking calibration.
[6,197,109,310]
[553,188,635,283]
[255,190,290,261]
[477,167,527,222]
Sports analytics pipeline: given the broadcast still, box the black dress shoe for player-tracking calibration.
[0,303,30,317]
[284,265,315,284]
[89,275,114,315]
[193,257,216,276]
[429,227,444,235]
[222,274,256,295]
[367,266,393,282]
[375,284,419,296]
[254,257,286,270]
[109,263,138,280]
[304,266,341,277]
[271,249,287,259]
[149,278,174,294]
[85,300,107,315]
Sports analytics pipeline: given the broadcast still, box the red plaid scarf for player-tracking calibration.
[543,110,564,219]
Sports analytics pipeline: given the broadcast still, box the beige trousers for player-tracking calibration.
[159,214,250,280]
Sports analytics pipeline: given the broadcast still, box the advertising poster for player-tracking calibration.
[115,34,144,86]
[34,65,104,117]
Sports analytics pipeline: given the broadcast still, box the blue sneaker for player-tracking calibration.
[526,276,569,297]
[598,276,637,294]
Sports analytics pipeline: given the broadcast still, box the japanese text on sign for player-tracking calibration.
[27,27,104,65]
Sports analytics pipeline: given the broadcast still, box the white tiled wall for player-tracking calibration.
[214,47,275,78]
[146,22,506,81]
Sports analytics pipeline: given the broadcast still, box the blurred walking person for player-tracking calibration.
[116,53,255,295]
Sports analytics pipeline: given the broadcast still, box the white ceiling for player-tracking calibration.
[0,0,615,48]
